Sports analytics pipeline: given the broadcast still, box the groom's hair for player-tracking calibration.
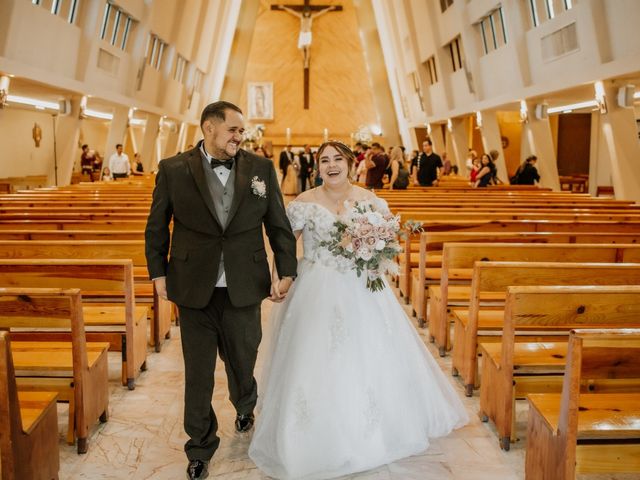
[200,101,243,127]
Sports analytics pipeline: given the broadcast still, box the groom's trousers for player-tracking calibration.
[178,287,262,461]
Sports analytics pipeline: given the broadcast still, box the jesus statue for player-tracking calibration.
[274,4,337,68]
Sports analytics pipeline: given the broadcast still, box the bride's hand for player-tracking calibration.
[269,280,282,302]
[277,277,293,298]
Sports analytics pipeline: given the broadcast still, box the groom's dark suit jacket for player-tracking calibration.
[145,145,297,309]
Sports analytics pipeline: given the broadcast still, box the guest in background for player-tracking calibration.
[474,153,496,188]
[131,153,144,176]
[511,155,540,185]
[489,149,504,184]
[387,146,410,190]
[299,144,314,192]
[465,149,477,178]
[409,150,420,178]
[415,139,442,187]
[441,152,452,176]
[108,144,131,180]
[282,152,300,195]
[254,146,267,157]
[469,157,481,184]
[279,145,294,185]
[80,144,95,181]
[364,142,388,189]
[101,167,113,182]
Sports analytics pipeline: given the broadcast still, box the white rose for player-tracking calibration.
[357,247,373,261]
[375,239,386,251]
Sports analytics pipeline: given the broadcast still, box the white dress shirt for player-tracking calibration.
[108,153,131,175]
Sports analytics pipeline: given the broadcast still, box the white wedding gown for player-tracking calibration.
[249,199,468,480]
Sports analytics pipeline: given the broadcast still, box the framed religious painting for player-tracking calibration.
[247,82,274,121]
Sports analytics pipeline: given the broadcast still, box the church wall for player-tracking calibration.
[235,0,383,148]
[0,108,55,179]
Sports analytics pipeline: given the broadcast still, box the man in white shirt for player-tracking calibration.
[108,144,131,179]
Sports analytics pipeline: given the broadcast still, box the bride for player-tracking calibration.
[249,141,468,480]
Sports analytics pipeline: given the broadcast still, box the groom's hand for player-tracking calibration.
[153,276,168,300]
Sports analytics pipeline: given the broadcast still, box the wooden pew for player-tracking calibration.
[0,240,172,352]
[0,331,60,480]
[428,243,640,356]
[477,286,640,450]
[451,261,640,395]
[0,288,110,453]
[0,230,144,240]
[525,329,640,479]
[0,259,148,389]
[396,217,640,301]
[410,231,640,324]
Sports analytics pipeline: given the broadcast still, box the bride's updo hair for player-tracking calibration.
[316,140,356,172]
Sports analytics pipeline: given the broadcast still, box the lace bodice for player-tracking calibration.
[286,198,390,273]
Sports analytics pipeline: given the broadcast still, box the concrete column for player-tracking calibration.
[163,120,180,159]
[176,122,188,154]
[429,124,446,156]
[449,118,469,168]
[53,96,83,186]
[595,83,640,201]
[479,110,508,183]
[521,102,560,190]
[140,113,160,172]
[104,106,129,162]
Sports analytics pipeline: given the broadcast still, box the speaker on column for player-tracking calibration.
[617,85,635,108]
[534,103,548,120]
[58,100,71,116]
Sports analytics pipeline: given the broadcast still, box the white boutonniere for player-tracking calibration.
[251,176,267,198]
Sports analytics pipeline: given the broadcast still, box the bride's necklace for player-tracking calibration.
[320,183,353,214]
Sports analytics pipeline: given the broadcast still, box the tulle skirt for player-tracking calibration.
[249,259,468,480]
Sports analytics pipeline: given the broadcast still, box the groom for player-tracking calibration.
[145,101,298,480]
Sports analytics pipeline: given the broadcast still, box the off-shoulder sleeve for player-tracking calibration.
[286,201,306,231]
[372,196,391,215]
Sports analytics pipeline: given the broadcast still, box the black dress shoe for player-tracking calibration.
[235,413,255,432]
[186,459,209,480]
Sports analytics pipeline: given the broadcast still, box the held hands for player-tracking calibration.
[269,276,294,303]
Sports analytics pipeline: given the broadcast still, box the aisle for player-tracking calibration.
[58,292,523,479]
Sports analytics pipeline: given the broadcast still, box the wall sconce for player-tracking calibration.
[519,100,529,123]
[447,118,453,132]
[594,81,607,114]
[475,111,483,129]
[323,128,329,142]
[426,123,432,135]
[0,75,10,108]
[79,95,88,119]
[285,127,291,144]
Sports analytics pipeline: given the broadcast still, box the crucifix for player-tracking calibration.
[272,0,343,109]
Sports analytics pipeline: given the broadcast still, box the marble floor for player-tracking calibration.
[54,287,632,479]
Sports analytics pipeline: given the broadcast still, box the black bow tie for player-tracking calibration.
[210,158,234,170]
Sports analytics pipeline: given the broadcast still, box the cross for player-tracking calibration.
[272,0,343,109]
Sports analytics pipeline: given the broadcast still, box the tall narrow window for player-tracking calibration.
[100,3,111,39]
[480,20,488,54]
[121,17,132,50]
[546,0,555,19]
[529,0,539,27]
[51,0,61,14]
[476,7,508,55]
[446,37,463,71]
[68,0,79,23]
[110,9,121,46]
[424,56,438,85]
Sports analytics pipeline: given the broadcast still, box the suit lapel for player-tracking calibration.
[186,149,223,229]
[226,150,251,226]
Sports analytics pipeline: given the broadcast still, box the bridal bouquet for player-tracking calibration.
[321,202,401,292]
